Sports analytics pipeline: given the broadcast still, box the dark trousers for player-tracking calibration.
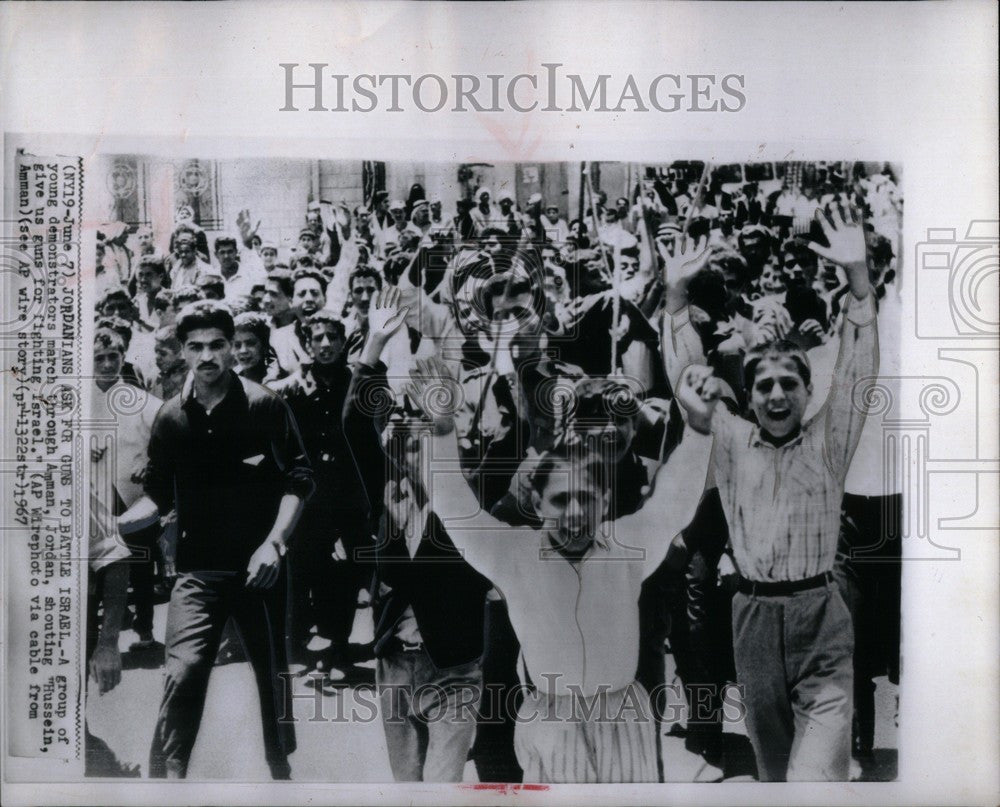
[148,571,295,779]
[289,509,369,652]
[834,492,902,751]
[125,523,160,635]
[668,488,735,734]
[85,566,131,777]
[472,599,524,783]
[732,582,853,781]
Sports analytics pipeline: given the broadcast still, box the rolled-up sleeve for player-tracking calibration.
[270,397,316,502]
[822,291,879,479]
[143,409,176,513]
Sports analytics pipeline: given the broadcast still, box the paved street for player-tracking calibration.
[87,600,897,782]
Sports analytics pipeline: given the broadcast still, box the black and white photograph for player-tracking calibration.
[83,154,903,784]
[1,2,996,806]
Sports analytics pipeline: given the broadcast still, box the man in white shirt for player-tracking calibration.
[404,356,715,783]
[376,199,410,259]
[215,235,264,305]
[168,226,212,290]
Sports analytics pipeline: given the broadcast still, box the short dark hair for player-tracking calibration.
[382,253,412,284]
[738,225,773,248]
[743,339,812,391]
[290,254,317,272]
[172,287,202,311]
[866,232,894,272]
[529,447,605,496]
[153,288,174,311]
[136,254,167,276]
[95,316,133,349]
[292,266,328,296]
[196,274,225,298]
[171,223,198,244]
[708,250,749,284]
[398,231,422,253]
[479,227,508,243]
[214,236,238,252]
[303,311,346,342]
[233,311,272,350]
[619,245,640,262]
[573,377,641,425]
[94,327,126,355]
[98,286,132,312]
[686,267,729,319]
[266,268,294,299]
[480,271,544,323]
[153,325,182,351]
[176,300,235,344]
[349,265,383,293]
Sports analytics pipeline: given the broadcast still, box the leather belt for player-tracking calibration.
[738,571,834,597]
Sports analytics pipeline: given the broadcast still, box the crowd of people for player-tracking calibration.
[87,161,904,783]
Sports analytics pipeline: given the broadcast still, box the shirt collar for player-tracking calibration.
[181,369,245,412]
[540,531,610,563]
[747,421,808,450]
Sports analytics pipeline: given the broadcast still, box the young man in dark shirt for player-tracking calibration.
[118,300,314,779]
[272,311,371,673]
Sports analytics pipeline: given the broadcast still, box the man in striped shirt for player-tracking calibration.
[662,208,878,781]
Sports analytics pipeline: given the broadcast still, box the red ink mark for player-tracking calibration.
[462,784,549,793]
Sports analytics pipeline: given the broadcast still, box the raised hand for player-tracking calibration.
[367,285,409,343]
[404,357,464,436]
[657,233,713,313]
[808,205,869,299]
[335,201,352,233]
[675,363,721,435]
[236,208,261,248]
[749,298,793,346]
[797,318,826,342]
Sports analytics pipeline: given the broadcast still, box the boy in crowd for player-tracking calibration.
[149,326,188,403]
[92,329,164,650]
[262,268,297,329]
[273,310,371,672]
[405,355,716,783]
[134,254,167,330]
[661,208,878,781]
[271,267,327,376]
[168,225,212,290]
[343,287,492,782]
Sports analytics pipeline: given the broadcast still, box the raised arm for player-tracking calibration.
[613,364,716,578]
[396,247,463,372]
[807,206,879,477]
[657,234,713,390]
[406,357,522,584]
[343,286,410,512]
[661,306,709,392]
